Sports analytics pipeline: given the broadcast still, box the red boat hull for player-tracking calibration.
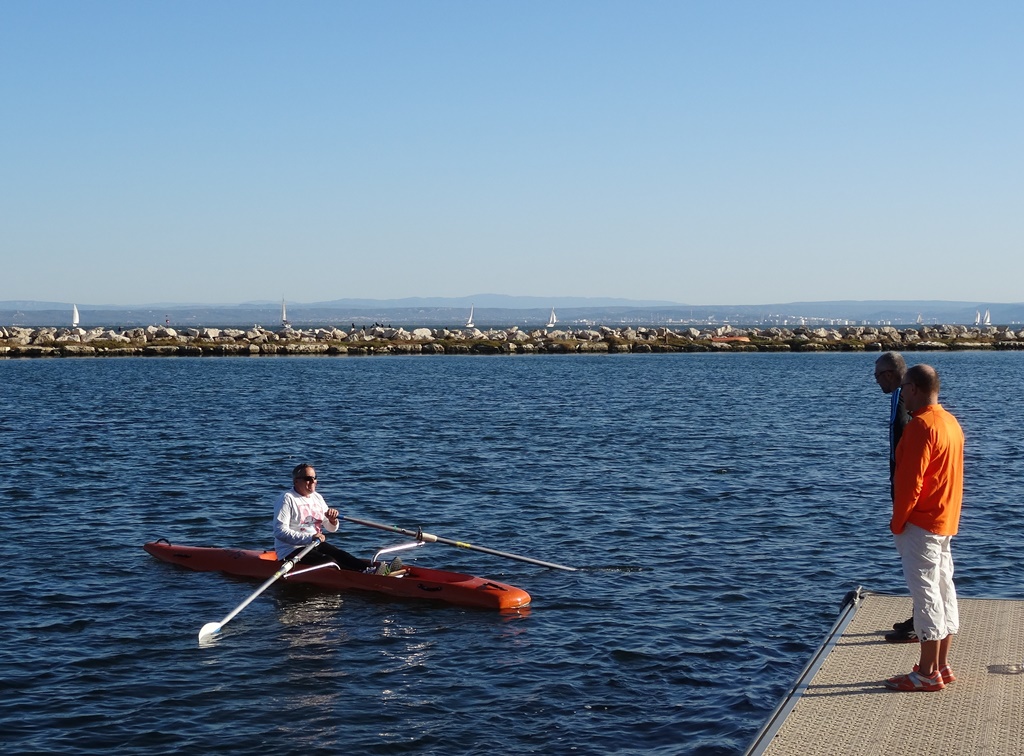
[143,541,532,611]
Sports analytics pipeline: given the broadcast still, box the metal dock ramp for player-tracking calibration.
[746,589,1024,755]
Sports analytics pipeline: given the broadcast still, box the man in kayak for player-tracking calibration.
[273,463,401,575]
[883,365,964,692]
[874,351,915,642]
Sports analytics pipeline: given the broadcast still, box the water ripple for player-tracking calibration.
[1,352,1022,753]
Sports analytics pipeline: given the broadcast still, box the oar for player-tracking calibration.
[198,540,320,642]
[343,516,577,571]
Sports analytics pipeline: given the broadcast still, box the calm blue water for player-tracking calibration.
[2,352,1021,754]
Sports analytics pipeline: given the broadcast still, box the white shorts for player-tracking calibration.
[894,522,959,641]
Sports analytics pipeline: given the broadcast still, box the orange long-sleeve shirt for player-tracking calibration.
[891,403,964,535]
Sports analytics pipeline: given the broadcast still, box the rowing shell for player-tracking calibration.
[143,540,531,611]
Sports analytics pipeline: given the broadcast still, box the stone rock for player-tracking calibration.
[58,344,96,356]
[284,343,329,354]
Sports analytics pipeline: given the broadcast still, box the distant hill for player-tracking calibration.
[300,294,682,309]
[2,298,1022,329]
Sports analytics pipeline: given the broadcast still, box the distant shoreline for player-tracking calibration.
[4,300,1022,331]
[3,322,1024,358]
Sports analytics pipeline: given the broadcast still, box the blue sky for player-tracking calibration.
[2,1,1022,306]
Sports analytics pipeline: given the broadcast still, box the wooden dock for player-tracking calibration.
[746,589,1024,755]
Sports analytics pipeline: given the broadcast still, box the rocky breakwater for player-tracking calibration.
[2,323,1024,359]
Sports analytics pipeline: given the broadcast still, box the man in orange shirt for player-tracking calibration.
[884,364,965,692]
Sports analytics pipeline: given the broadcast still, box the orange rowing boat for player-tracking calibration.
[144,540,532,611]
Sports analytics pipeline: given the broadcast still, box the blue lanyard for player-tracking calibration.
[889,387,901,457]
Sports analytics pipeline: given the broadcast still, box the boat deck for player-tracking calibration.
[746,589,1024,755]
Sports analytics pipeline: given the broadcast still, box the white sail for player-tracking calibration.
[281,298,289,327]
[72,304,79,328]
[466,305,475,328]
[984,309,991,326]
[974,310,980,326]
[546,308,557,328]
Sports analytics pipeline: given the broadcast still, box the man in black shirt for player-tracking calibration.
[874,351,915,642]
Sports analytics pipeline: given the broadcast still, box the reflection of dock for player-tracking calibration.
[747,590,1024,755]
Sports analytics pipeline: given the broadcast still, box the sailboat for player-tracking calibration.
[974,310,981,326]
[916,314,923,325]
[466,305,475,328]
[72,304,80,328]
[983,309,991,326]
[546,308,557,329]
[281,298,289,328]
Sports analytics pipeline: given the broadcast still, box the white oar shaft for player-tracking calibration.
[198,540,319,641]
[342,516,577,571]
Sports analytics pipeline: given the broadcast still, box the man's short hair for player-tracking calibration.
[876,351,907,376]
[292,463,313,480]
[905,364,940,395]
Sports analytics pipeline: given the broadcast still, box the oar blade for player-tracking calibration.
[198,621,222,642]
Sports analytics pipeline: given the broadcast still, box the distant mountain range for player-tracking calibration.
[0,294,679,310]
[2,297,1022,328]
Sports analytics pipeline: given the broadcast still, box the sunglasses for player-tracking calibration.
[301,476,317,482]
